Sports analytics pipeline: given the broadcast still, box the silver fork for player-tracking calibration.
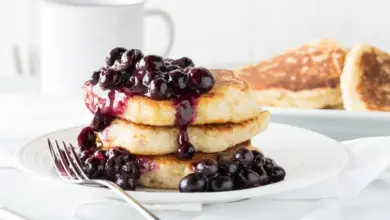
[47,139,160,220]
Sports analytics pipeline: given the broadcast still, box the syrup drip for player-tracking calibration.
[174,95,198,160]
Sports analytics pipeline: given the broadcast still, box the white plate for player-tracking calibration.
[17,123,349,204]
[265,107,390,141]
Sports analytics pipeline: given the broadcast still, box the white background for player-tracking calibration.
[2,0,390,75]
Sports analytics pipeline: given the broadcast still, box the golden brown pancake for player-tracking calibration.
[84,69,261,126]
[234,39,347,108]
[132,141,254,189]
[341,44,390,111]
[97,111,269,155]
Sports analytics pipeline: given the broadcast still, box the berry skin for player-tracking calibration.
[179,173,208,192]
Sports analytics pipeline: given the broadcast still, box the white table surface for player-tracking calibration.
[2,77,390,219]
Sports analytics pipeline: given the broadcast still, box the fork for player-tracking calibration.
[47,139,160,220]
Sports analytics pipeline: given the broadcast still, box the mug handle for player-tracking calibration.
[145,9,175,56]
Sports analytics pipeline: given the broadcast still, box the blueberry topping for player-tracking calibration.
[121,161,140,179]
[210,175,234,192]
[252,150,265,163]
[234,148,254,168]
[147,77,170,100]
[187,67,215,93]
[250,162,269,185]
[195,159,218,177]
[99,69,122,90]
[77,127,96,150]
[90,109,114,131]
[169,69,188,92]
[115,173,136,191]
[172,57,194,69]
[90,71,100,85]
[264,158,276,170]
[268,166,286,183]
[179,173,208,192]
[84,157,105,179]
[106,47,126,67]
[104,157,122,180]
[235,169,260,189]
[139,55,166,73]
[176,142,196,160]
[218,160,239,176]
[120,49,143,71]
[79,150,93,164]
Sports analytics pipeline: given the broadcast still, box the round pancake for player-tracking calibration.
[134,141,254,189]
[235,39,346,109]
[97,111,269,155]
[341,44,390,111]
[84,69,261,126]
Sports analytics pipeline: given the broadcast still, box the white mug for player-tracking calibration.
[40,0,174,95]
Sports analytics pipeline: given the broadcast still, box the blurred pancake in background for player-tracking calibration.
[235,39,347,109]
[341,44,390,111]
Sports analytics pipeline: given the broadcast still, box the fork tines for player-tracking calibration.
[47,139,89,181]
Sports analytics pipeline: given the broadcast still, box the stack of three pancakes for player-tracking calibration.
[84,69,270,189]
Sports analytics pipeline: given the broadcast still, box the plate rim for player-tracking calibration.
[16,122,350,204]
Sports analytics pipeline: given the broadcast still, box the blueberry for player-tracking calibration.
[99,69,122,90]
[106,47,127,67]
[268,166,286,183]
[176,142,195,160]
[104,157,122,180]
[79,150,94,165]
[187,67,215,93]
[166,65,180,72]
[195,159,218,177]
[169,69,188,92]
[164,58,174,64]
[172,57,194,69]
[90,109,114,131]
[93,149,107,161]
[90,71,100,85]
[77,127,96,151]
[121,161,140,179]
[250,162,269,185]
[142,71,157,86]
[139,55,166,73]
[218,160,239,176]
[179,173,208,192]
[234,148,254,168]
[252,150,265,163]
[235,169,261,189]
[210,175,234,192]
[264,158,276,170]
[106,147,127,159]
[84,157,104,179]
[120,49,144,70]
[148,77,170,100]
[115,173,136,191]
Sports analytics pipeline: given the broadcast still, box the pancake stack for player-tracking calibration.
[79,49,270,190]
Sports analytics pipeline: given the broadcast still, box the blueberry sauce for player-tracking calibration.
[83,48,215,160]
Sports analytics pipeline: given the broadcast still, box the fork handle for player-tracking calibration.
[80,180,160,220]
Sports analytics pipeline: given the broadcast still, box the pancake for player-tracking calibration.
[97,111,269,155]
[134,141,254,189]
[234,39,347,109]
[84,69,261,126]
[341,44,390,111]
